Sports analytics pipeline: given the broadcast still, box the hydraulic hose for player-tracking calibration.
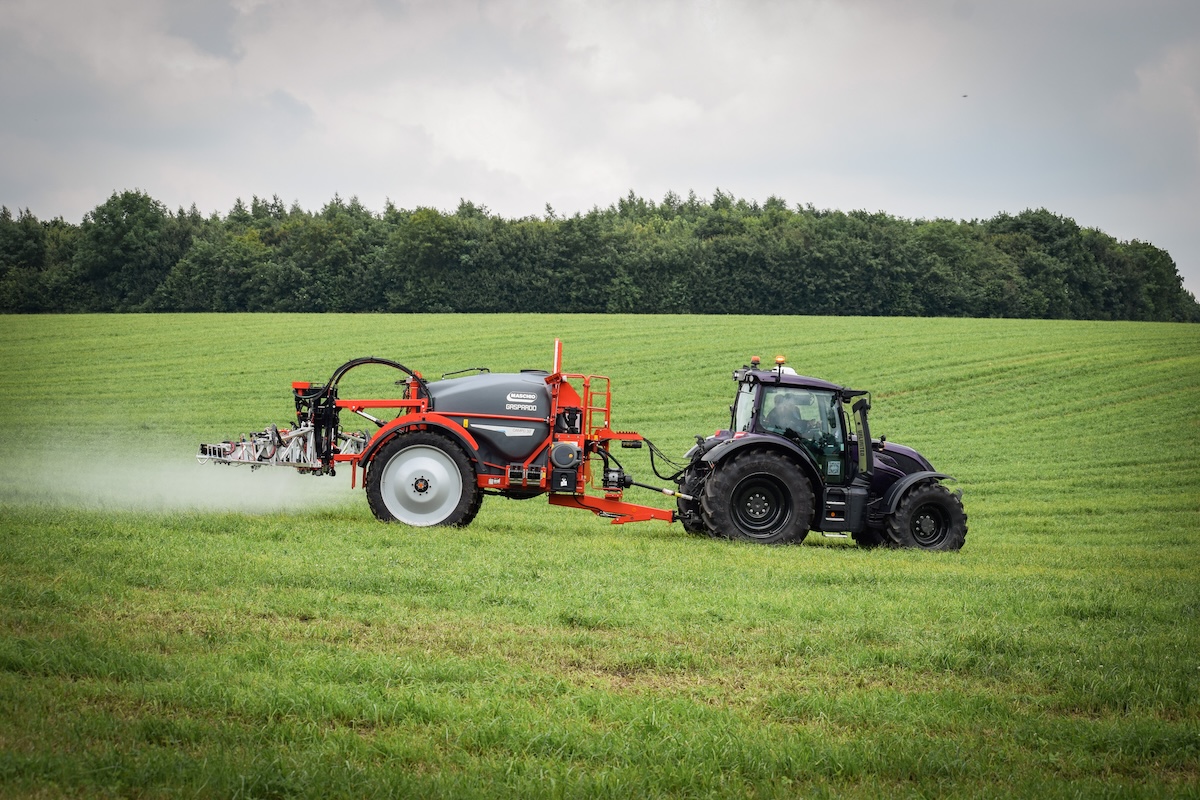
[592,443,693,500]
[643,436,688,482]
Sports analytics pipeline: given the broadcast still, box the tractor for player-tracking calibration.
[674,356,967,549]
[198,342,966,550]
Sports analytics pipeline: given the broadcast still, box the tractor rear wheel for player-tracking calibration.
[366,432,481,527]
[886,483,967,551]
[676,469,714,537]
[701,450,812,544]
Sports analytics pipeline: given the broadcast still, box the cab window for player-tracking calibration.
[733,382,756,432]
[760,387,842,449]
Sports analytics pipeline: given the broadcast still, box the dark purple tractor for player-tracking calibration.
[675,356,967,549]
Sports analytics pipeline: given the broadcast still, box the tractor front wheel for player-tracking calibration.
[366,432,481,527]
[701,450,812,544]
[886,483,967,551]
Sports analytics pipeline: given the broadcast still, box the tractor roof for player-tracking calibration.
[733,366,844,393]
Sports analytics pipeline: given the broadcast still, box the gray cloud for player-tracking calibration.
[1,0,1197,293]
[163,0,240,58]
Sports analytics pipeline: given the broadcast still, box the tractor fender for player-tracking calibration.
[882,471,952,514]
[701,435,823,492]
[360,413,480,466]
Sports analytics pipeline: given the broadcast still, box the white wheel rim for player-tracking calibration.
[379,444,463,526]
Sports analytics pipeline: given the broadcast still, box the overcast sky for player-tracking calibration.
[2,0,1198,295]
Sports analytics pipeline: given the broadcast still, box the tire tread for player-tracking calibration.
[699,450,812,544]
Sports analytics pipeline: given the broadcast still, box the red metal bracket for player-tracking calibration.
[548,493,675,525]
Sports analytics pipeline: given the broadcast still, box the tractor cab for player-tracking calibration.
[729,356,873,487]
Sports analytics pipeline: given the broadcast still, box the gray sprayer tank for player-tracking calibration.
[425,371,552,462]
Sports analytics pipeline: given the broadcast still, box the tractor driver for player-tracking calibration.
[765,391,818,438]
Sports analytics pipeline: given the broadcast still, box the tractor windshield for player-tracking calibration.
[760,387,838,441]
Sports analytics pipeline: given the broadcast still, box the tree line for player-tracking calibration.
[1,189,1196,321]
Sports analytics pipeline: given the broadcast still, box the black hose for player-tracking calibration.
[296,357,431,408]
[326,357,430,406]
[596,445,624,471]
[292,357,430,470]
[644,437,687,482]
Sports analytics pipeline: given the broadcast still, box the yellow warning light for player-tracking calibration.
[775,355,787,365]
[750,355,761,367]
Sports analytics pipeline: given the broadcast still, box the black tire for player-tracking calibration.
[365,432,481,527]
[700,450,813,544]
[886,483,967,551]
[676,468,715,537]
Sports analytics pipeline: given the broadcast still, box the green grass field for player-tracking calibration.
[1,314,1198,798]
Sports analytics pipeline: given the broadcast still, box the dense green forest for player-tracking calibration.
[1,189,1196,320]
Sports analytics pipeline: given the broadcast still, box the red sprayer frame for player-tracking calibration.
[300,340,676,525]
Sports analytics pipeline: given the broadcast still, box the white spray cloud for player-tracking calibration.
[1,448,355,514]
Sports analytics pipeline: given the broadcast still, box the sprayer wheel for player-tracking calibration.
[366,432,480,527]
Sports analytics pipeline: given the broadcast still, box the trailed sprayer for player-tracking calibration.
[199,341,966,549]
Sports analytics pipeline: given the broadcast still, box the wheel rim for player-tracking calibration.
[378,444,464,526]
[910,501,950,547]
[731,475,791,538]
